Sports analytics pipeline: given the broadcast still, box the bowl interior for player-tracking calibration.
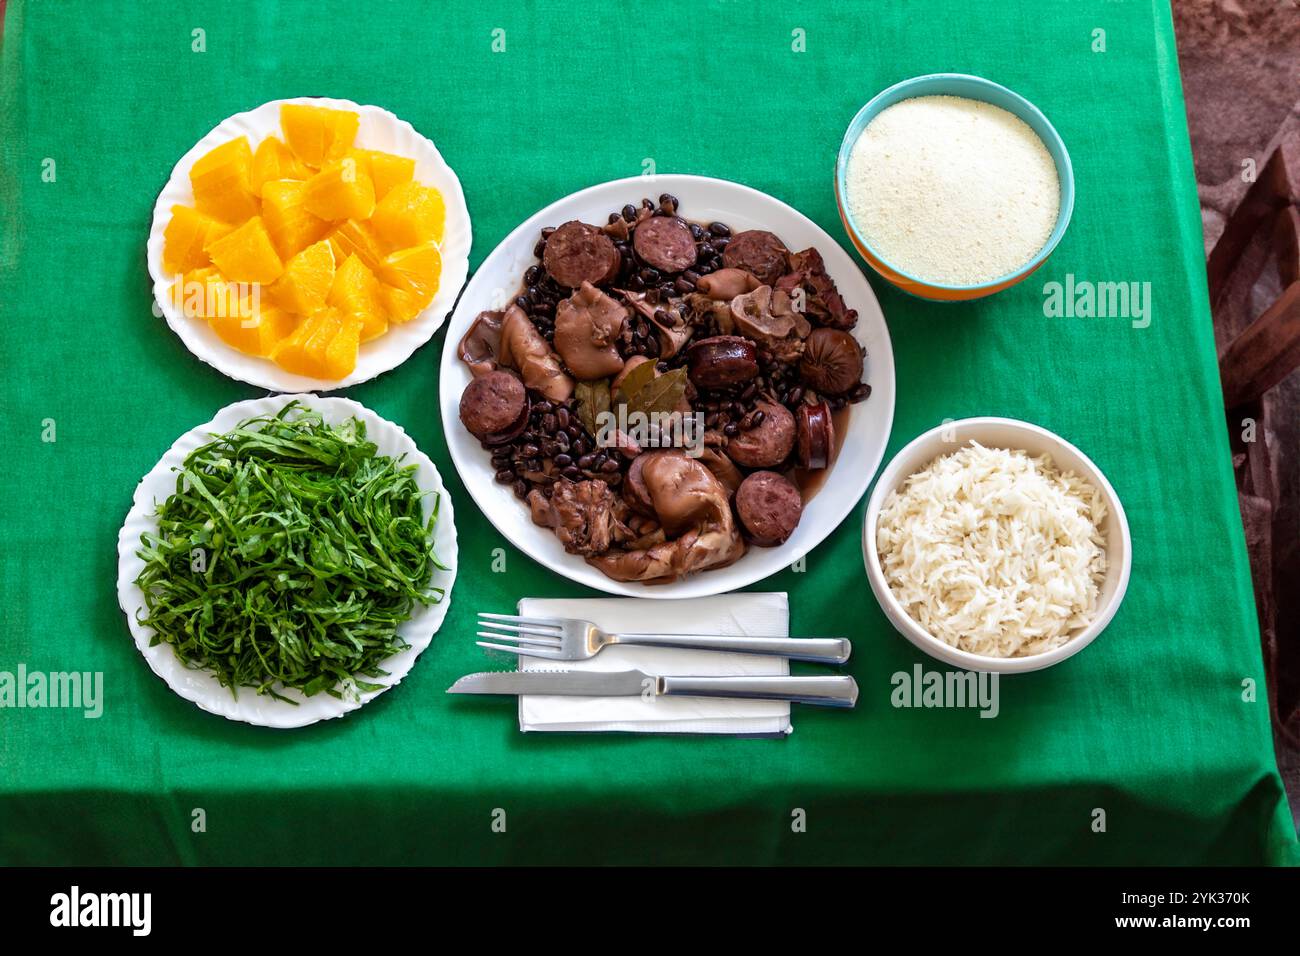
[866,419,1129,669]
[835,73,1075,294]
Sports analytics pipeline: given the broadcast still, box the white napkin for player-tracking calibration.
[516,593,792,736]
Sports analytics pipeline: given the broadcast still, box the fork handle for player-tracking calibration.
[660,675,858,708]
[612,632,851,664]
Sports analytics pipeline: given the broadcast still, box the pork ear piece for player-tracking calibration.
[587,452,746,583]
[776,247,859,330]
[498,304,575,402]
[458,309,505,377]
[619,289,694,358]
[553,281,627,380]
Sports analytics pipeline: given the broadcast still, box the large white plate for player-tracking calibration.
[147,96,472,392]
[116,395,458,728]
[438,174,895,598]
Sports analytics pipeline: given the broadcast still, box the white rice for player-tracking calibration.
[844,94,1060,286]
[876,443,1107,658]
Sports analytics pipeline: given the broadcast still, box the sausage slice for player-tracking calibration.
[543,221,621,288]
[722,230,789,285]
[459,370,528,444]
[736,471,803,546]
[633,215,697,273]
[726,401,795,468]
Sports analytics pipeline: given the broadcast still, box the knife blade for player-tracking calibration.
[448,669,653,698]
[447,670,858,707]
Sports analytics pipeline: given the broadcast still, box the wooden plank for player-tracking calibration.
[1276,204,1300,289]
[1220,280,1300,407]
[1208,148,1295,305]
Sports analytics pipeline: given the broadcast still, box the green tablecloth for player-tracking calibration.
[2,0,1296,866]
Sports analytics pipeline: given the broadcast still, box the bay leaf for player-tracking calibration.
[574,379,611,436]
[627,366,687,417]
[613,360,657,404]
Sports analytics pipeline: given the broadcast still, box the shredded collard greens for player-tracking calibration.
[135,401,445,702]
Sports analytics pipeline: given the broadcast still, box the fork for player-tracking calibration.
[476,612,851,664]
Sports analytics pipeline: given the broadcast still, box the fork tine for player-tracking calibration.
[478,612,563,629]
[476,620,564,637]
[476,640,564,659]
[474,631,562,647]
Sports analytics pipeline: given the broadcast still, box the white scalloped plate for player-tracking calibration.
[116,395,458,728]
[439,174,895,598]
[147,96,471,392]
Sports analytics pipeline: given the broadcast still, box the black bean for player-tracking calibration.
[577,454,596,469]
[788,386,804,404]
[556,407,570,428]
[554,453,572,467]
[519,443,539,458]
[697,242,715,259]
[601,459,621,474]
[712,237,729,254]
[674,277,695,295]
[562,466,581,481]
[851,382,872,403]
[640,267,660,283]
[622,204,637,222]
[751,410,765,427]
[658,193,678,211]
[533,240,546,258]
[513,480,529,498]
[723,422,740,437]
[541,226,556,239]
[495,469,514,484]
[688,222,705,240]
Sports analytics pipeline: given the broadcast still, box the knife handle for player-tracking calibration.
[614,633,851,664]
[659,675,858,708]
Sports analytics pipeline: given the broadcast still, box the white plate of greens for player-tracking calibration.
[116,395,457,728]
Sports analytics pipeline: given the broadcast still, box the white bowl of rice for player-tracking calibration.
[862,418,1130,673]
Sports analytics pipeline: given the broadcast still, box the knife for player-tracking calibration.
[447,669,858,708]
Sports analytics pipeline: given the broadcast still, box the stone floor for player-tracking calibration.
[1172,0,1300,828]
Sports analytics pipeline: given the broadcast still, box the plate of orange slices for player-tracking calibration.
[148,96,471,392]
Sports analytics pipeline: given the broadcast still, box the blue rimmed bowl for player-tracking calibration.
[834,73,1074,302]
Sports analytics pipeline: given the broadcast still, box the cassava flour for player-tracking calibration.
[844,95,1060,286]
[875,443,1107,658]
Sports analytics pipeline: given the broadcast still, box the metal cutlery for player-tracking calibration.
[476,612,852,664]
[447,668,859,708]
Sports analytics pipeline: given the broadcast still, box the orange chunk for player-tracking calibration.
[269,240,335,315]
[328,254,389,342]
[209,303,299,357]
[303,163,375,221]
[379,243,441,322]
[347,148,415,202]
[190,137,260,223]
[369,182,445,249]
[206,216,284,284]
[170,268,248,321]
[162,206,232,275]
[250,136,311,193]
[271,308,361,379]
[325,219,386,275]
[322,313,364,379]
[261,180,330,260]
[280,104,359,168]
